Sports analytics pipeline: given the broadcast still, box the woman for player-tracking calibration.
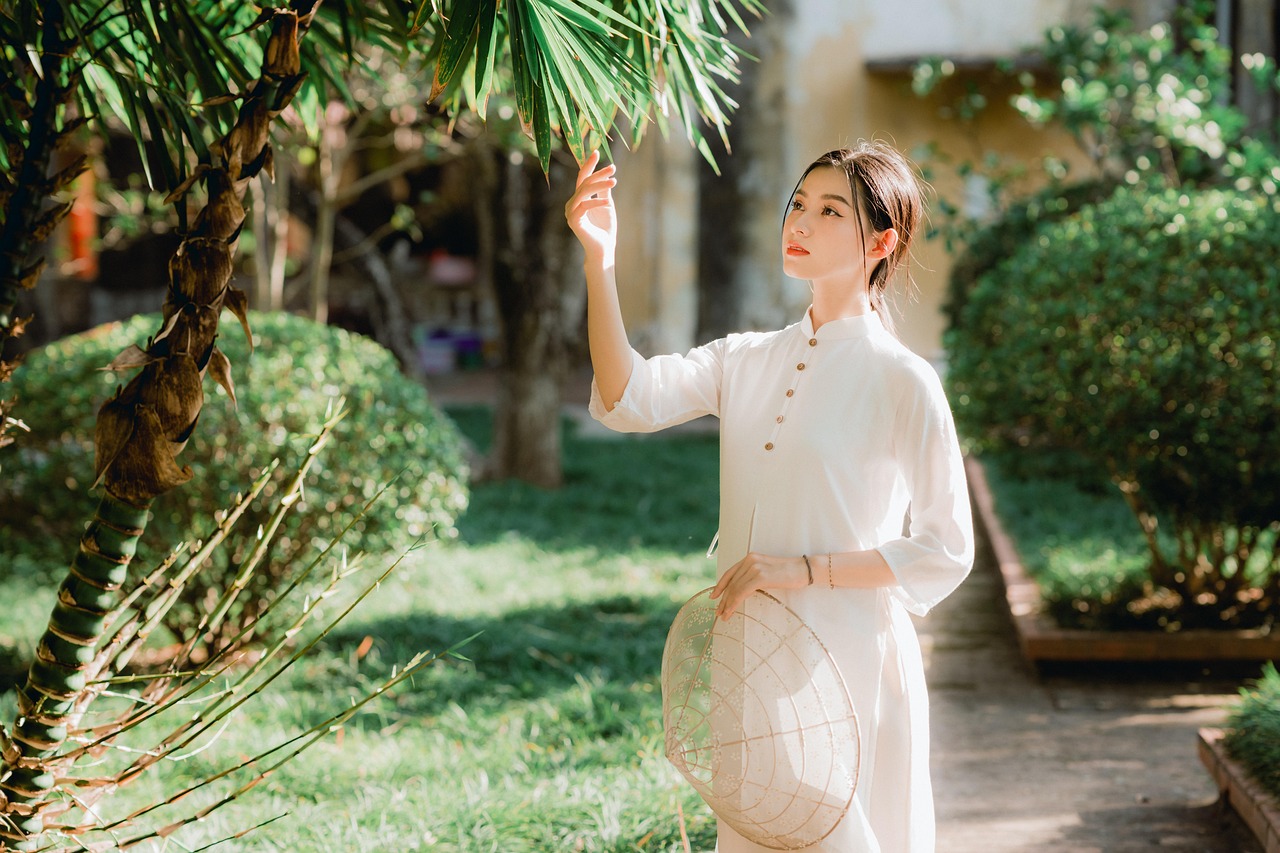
[565,141,974,852]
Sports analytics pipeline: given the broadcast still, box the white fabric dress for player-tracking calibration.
[588,309,974,852]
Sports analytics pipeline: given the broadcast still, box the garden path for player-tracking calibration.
[921,531,1259,852]
[426,367,1261,853]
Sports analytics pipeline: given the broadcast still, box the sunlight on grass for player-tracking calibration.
[979,450,1153,628]
[0,406,722,851]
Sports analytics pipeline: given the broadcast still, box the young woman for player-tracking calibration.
[565,141,974,852]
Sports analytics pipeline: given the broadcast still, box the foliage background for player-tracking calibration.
[0,312,469,650]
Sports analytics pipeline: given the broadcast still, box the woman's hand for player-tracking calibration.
[710,552,810,620]
[565,150,618,264]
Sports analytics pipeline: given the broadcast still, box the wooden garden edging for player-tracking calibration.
[965,456,1280,664]
[1199,728,1280,853]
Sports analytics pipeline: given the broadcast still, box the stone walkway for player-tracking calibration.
[921,536,1259,852]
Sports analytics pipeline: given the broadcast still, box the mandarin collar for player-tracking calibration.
[799,307,885,341]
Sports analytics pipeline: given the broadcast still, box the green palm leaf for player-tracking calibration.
[413,0,760,167]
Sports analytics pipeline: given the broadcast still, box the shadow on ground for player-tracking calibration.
[1059,800,1260,852]
[316,592,683,724]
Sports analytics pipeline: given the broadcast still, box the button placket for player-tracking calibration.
[764,335,816,451]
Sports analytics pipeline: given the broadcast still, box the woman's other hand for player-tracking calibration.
[710,552,810,620]
[565,150,618,265]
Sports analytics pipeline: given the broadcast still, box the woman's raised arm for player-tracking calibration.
[565,151,633,410]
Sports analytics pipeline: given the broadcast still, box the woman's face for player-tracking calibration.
[782,166,876,286]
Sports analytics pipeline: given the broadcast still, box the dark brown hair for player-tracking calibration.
[787,141,925,337]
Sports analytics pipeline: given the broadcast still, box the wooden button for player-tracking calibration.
[764,442,774,451]
[809,338,818,346]
[786,389,794,397]
[776,415,784,423]
[797,363,806,371]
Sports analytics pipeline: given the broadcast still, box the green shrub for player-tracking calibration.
[1,311,468,648]
[1224,662,1280,801]
[944,179,1115,332]
[950,185,1280,628]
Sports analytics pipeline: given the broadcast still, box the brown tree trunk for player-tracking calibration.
[695,0,792,340]
[478,143,584,488]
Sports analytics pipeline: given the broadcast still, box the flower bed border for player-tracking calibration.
[965,456,1280,663]
[1198,727,1280,853]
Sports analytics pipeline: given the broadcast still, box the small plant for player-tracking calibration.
[1224,662,1280,801]
[1,311,468,658]
[950,184,1280,629]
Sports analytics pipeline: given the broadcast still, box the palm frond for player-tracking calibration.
[414,0,762,168]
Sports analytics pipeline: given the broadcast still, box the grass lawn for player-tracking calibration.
[0,406,724,852]
[977,449,1154,629]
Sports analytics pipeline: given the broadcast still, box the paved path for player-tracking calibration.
[921,536,1260,852]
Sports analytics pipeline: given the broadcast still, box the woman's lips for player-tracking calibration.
[786,243,809,256]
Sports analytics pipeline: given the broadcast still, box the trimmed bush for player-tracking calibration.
[950,185,1280,628]
[1,311,468,648]
[1224,662,1280,801]
[943,179,1115,332]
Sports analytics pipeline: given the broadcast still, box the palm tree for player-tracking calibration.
[0,0,758,846]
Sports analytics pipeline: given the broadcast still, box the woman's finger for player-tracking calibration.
[575,150,600,184]
[567,174,615,210]
[717,586,746,620]
[575,152,615,188]
[710,557,744,599]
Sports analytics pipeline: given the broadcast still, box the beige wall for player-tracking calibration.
[614,0,1110,364]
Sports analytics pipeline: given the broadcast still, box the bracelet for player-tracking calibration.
[802,554,813,586]
[827,553,834,590]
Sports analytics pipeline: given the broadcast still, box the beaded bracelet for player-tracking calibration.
[827,553,834,590]
[802,554,814,586]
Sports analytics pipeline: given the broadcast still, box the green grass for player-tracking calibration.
[980,448,1280,630]
[0,406,724,852]
[1224,662,1280,801]
[979,449,1154,629]
[981,449,1280,630]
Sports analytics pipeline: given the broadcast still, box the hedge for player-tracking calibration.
[949,185,1280,628]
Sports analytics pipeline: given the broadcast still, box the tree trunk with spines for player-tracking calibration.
[0,6,319,847]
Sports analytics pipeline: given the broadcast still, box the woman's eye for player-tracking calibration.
[823,207,840,216]
[790,200,803,211]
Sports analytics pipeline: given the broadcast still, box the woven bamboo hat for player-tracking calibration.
[661,588,860,850]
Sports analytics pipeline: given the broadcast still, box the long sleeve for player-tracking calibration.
[876,364,975,616]
[588,340,725,433]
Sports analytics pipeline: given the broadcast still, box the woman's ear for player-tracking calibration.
[870,228,899,259]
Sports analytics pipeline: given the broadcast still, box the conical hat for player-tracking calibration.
[661,588,859,850]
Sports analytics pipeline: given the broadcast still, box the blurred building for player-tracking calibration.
[611,0,1276,365]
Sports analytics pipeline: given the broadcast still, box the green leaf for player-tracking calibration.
[511,2,553,170]
[408,0,438,35]
[505,0,536,138]
[136,86,183,194]
[541,0,652,40]
[470,2,500,118]
[430,0,483,101]
[527,3,619,134]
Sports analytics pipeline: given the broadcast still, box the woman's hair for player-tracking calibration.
[787,141,925,337]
